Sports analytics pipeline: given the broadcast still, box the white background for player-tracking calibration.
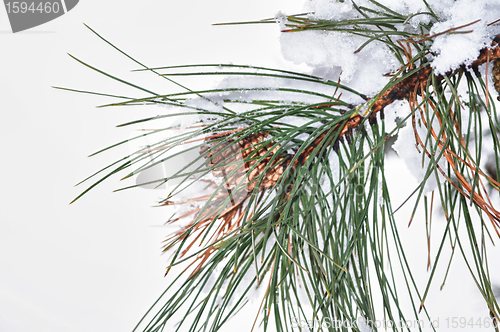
[1,1,500,331]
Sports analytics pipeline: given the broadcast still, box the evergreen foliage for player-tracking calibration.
[63,2,500,331]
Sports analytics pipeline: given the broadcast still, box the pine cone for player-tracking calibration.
[493,59,500,101]
[201,132,291,192]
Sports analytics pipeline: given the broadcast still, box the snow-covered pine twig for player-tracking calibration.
[65,1,500,331]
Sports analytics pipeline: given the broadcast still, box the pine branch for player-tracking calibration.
[65,7,500,331]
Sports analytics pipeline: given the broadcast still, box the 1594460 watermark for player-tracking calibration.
[3,0,79,33]
[291,316,498,330]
